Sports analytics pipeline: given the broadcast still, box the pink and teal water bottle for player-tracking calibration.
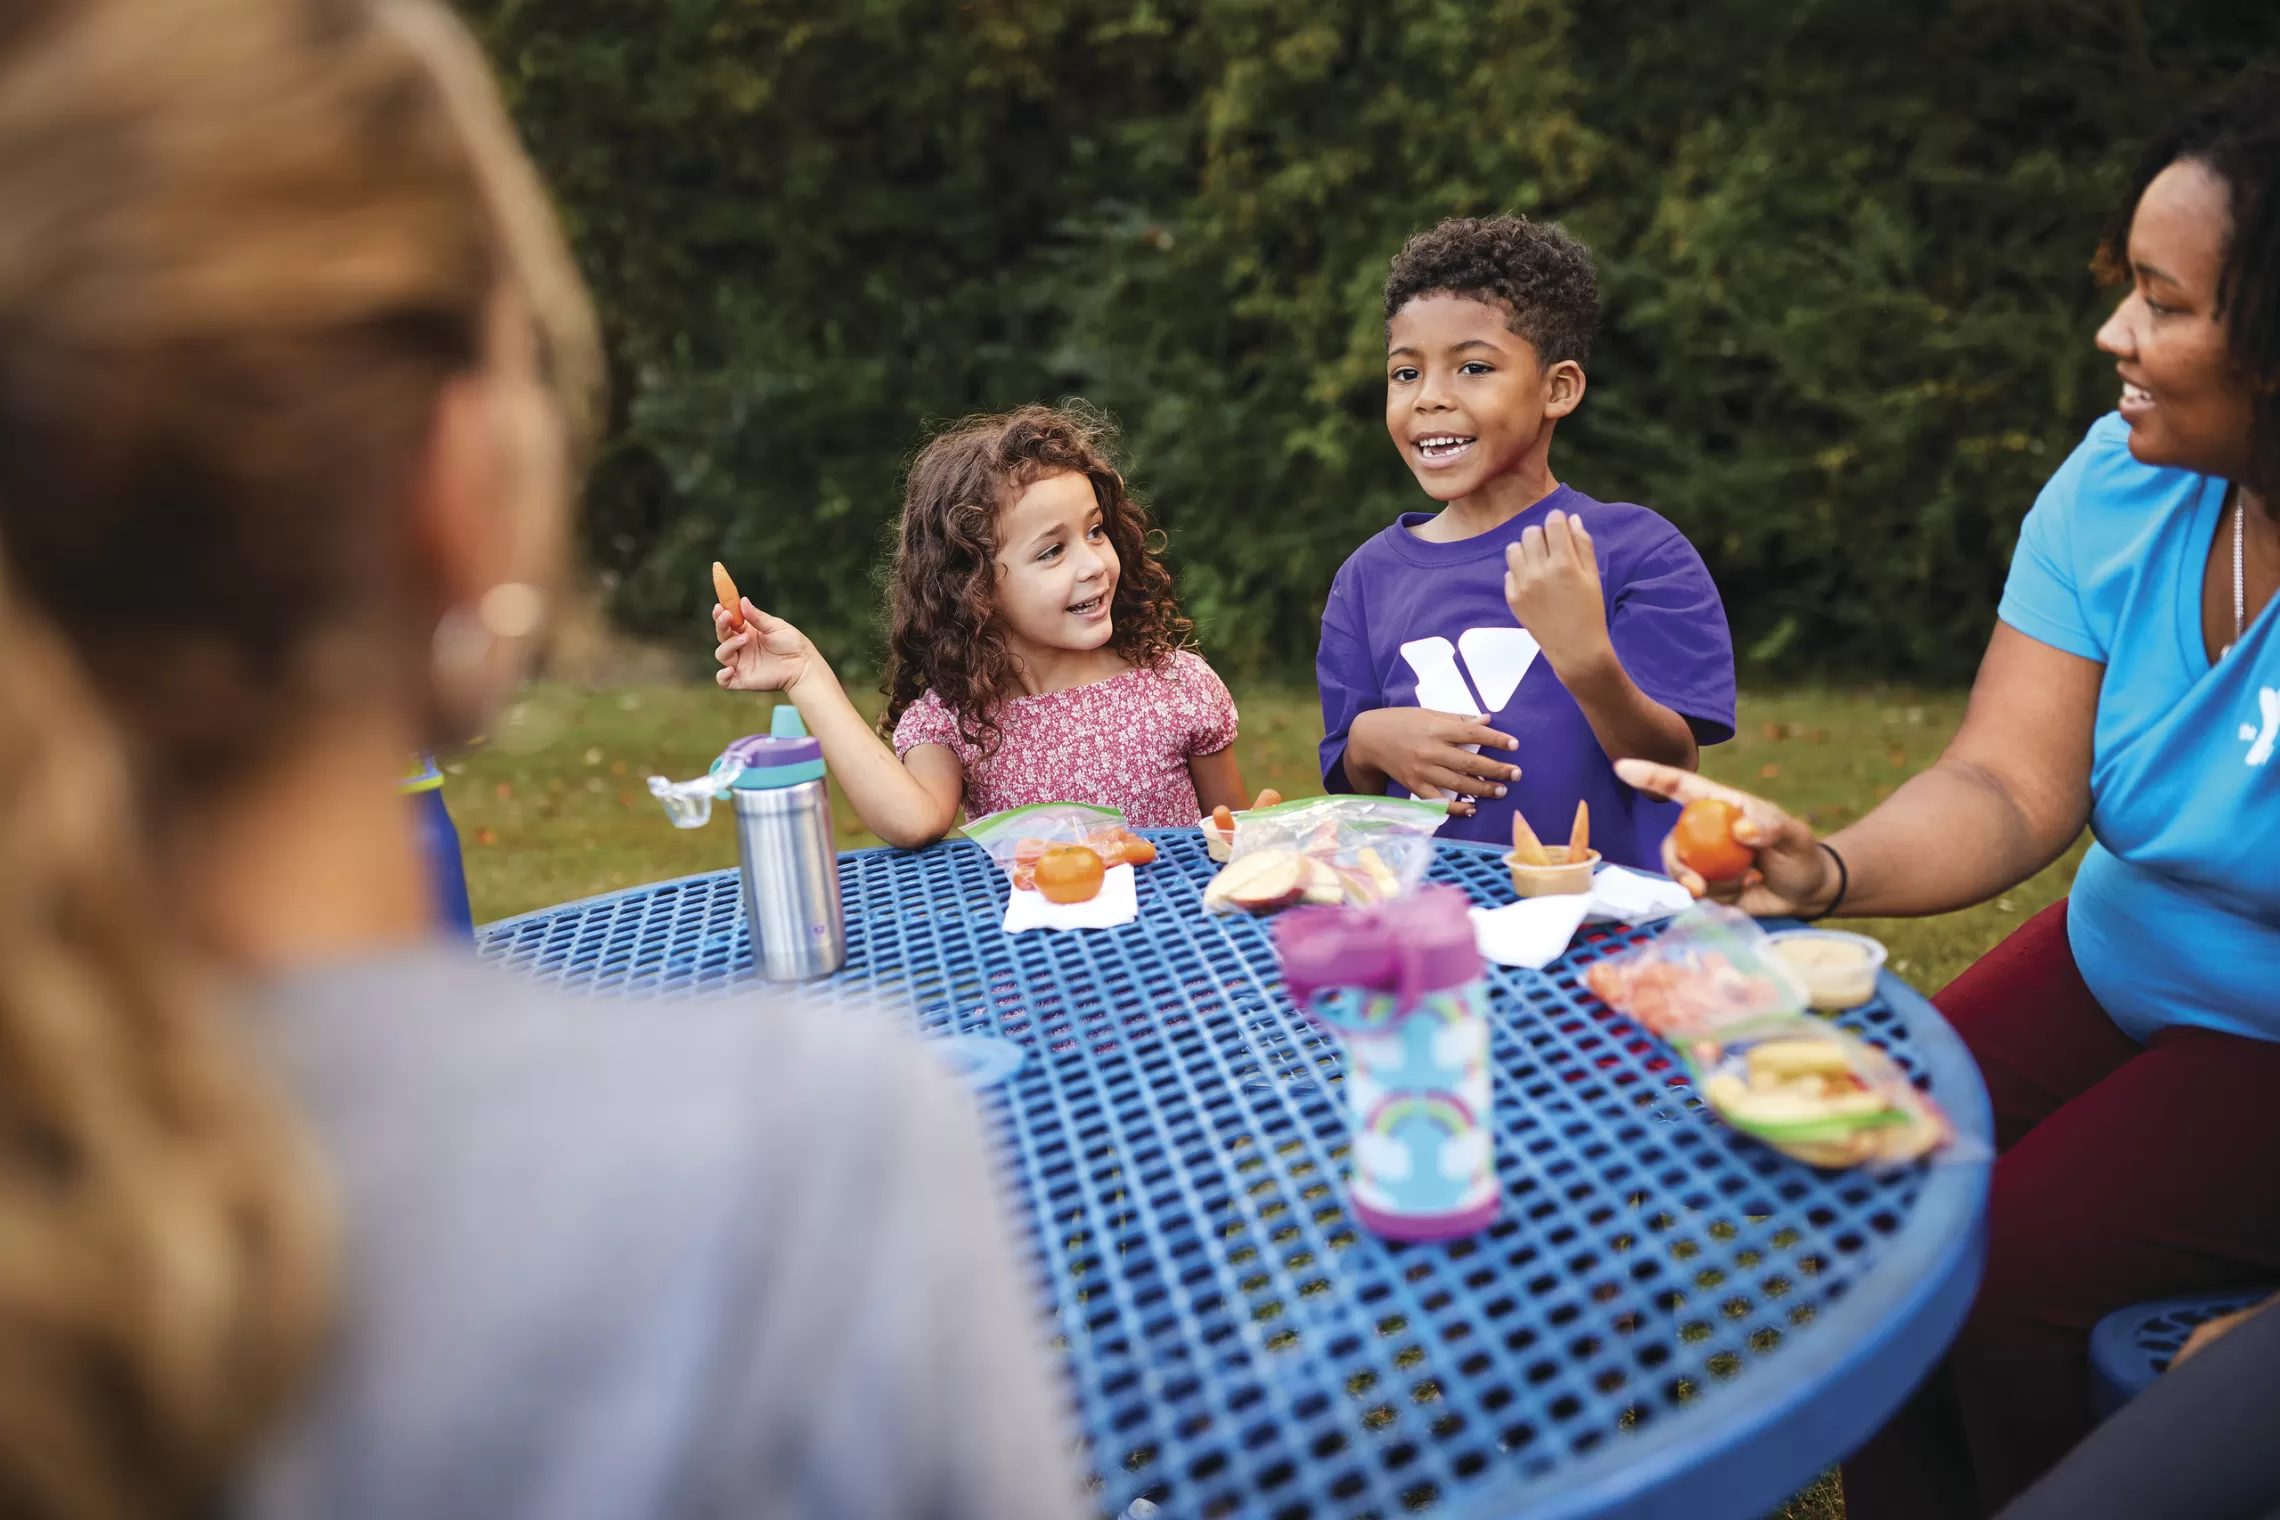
[1274,886,1498,1241]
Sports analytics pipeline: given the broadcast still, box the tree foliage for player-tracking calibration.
[464,0,2278,681]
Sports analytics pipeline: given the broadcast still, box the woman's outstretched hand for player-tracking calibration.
[1615,758,1843,917]
[714,600,819,694]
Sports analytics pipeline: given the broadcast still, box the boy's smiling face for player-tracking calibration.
[1387,293,1583,502]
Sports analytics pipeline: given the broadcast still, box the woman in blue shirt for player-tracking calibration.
[1625,80,2280,1517]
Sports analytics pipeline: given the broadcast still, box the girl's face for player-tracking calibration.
[992,469,1120,655]
[2096,158,2256,483]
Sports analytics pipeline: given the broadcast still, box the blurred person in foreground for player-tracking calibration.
[1620,77,2280,1517]
[0,2,1081,1518]
[1995,1290,2280,1519]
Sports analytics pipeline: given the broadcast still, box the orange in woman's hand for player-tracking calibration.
[1034,845,1107,904]
[712,562,745,629]
[1673,798,1754,883]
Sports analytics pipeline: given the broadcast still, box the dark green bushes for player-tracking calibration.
[466,0,2275,681]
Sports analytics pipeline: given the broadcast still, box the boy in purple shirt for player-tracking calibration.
[1319,216,1735,870]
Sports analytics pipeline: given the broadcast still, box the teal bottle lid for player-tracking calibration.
[721,705,825,789]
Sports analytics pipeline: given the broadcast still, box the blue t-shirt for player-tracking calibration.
[1317,484,1736,871]
[1998,413,2280,1043]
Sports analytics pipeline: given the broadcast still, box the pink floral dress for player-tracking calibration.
[891,650,1238,828]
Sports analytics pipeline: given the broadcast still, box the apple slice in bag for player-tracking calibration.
[1204,850,1308,915]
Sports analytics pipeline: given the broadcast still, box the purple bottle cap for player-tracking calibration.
[1274,884,1480,1015]
[718,733,824,789]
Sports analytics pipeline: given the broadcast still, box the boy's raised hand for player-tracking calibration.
[1504,509,1611,676]
[1345,707,1521,818]
[714,600,819,694]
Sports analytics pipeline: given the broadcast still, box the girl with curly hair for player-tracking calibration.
[716,404,1248,845]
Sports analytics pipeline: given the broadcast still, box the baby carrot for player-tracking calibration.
[712,561,745,630]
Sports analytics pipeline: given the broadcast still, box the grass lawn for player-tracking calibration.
[449,680,2081,997]
[444,680,2078,1520]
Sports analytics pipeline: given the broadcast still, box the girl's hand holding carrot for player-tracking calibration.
[714,600,822,696]
[706,567,964,851]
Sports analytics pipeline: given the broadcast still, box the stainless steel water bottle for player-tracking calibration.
[726,707,846,981]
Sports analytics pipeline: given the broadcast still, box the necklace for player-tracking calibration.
[2223,495,2244,659]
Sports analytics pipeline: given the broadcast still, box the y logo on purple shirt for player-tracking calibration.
[1317,486,1736,872]
[1399,630,1542,719]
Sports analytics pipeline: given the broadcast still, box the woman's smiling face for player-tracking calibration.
[992,468,1120,655]
[2097,158,2257,483]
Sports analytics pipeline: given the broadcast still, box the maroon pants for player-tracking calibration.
[1843,899,2280,1518]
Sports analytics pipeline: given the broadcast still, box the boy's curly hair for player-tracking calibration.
[1383,215,1598,369]
[880,403,1193,753]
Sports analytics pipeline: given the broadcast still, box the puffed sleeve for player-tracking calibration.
[1172,650,1238,756]
[891,689,964,759]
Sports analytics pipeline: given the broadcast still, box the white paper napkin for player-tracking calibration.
[1001,864,1139,933]
[1469,893,1593,969]
[1584,865,1695,924]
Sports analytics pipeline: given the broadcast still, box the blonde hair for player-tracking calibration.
[0,0,600,1514]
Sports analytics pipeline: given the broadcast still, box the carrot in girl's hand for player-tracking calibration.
[1568,800,1590,858]
[712,562,745,630]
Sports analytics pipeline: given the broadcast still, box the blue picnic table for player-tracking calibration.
[478,829,1992,1520]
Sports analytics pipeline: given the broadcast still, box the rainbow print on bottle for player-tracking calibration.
[1274,885,1498,1241]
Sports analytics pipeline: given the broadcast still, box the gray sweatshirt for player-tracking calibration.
[235,948,1084,1520]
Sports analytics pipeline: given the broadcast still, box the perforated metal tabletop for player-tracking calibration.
[478,830,1991,1520]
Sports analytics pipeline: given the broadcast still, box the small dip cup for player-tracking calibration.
[1200,816,1234,862]
[1504,846,1599,898]
[1766,929,1888,1010]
